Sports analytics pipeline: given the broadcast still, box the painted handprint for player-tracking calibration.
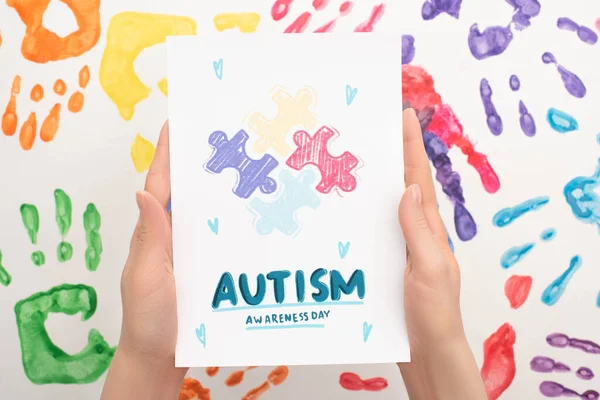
[20,188,102,270]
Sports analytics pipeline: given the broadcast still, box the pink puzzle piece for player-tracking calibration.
[286,126,359,194]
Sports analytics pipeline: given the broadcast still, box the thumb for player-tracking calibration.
[132,190,168,262]
[398,184,444,270]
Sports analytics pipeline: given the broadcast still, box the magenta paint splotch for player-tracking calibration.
[542,52,587,98]
[547,333,600,354]
[519,100,536,136]
[421,0,462,20]
[557,17,598,45]
[480,78,503,135]
[540,381,599,400]
[577,367,594,381]
[531,356,571,373]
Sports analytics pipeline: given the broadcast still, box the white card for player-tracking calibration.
[167,34,408,367]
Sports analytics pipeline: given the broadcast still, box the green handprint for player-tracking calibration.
[14,283,115,384]
[20,189,102,270]
[0,249,12,286]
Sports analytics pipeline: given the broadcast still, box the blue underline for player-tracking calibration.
[213,301,364,313]
[246,324,325,331]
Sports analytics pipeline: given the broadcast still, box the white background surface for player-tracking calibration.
[0,0,599,398]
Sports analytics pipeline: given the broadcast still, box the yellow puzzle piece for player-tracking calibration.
[247,87,318,156]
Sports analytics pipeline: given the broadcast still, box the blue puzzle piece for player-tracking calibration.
[248,169,320,236]
[204,129,279,199]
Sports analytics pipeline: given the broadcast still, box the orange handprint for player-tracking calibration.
[7,0,101,63]
[2,66,90,150]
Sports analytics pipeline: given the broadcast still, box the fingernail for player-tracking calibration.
[411,184,422,204]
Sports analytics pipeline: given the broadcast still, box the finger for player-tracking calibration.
[144,121,171,210]
[402,108,448,242]
[131,191,169,267]
[398,185,445,271]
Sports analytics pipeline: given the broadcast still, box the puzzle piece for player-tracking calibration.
[248,170,320,235]
[205,129,279,199]
[247,87,317,156]
[286,126,358,194]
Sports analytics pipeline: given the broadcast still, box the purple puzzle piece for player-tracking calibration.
[205,129,279,199]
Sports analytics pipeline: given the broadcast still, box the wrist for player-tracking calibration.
[101,345,187,400]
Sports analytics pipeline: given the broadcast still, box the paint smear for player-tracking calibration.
[403,66,500,189]
[179,377,211,400]
[99,12,197,121]
[8,0,101,63]
[68,92,84,113]
[557,17,598,45]
[83,204,102,271]
[40,104,61,142]
[339,372,389,391]
[504,275,532,309]
[19,112,36,151]
[510,74,520,91]
[131,134,156,173]
[157,79,168,96]
[577,367,594,380]
[501,243,535,269]
[354,4,385,32]
[480,78,503,135]
[481,323,516,400]
[205,367,219,377]
[30,84,44,102]
[547,332,600,354]
[540,228,556,241]
[493,196,549,227]
[0,249,12,287]
[564,158,600,230]
[14,284,115,384]
[542,52,586,98]
[54,189,73,262]
[519,100,536,136]
[541,255,582,306]
[213,12,261,33]
[539,381,599,399]
[547,108,578,133]
[79,66,91,89]
[2,75,21,136]
[422,0,462,20]
[531,356,571,373]
[54,79,67,96]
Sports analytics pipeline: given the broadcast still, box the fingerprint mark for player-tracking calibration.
[2,75,21,136]
[54,79,67,96]
[205,367,219,377]
[242,381,270,400]
[30,84,44,102]
[68,92,84,113]
[40,104,61,142]
[79,66,91,89]
[19,112,37,151]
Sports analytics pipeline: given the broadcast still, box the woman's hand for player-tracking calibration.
[101,122,187,400]
[397,109,487,400]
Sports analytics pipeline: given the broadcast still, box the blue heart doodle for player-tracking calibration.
[345,84,358,106]
[338,241,351,259]
[213,58,224,80]
[196,324,206,348]
[363,322,373,342]
[208,218,219,235]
